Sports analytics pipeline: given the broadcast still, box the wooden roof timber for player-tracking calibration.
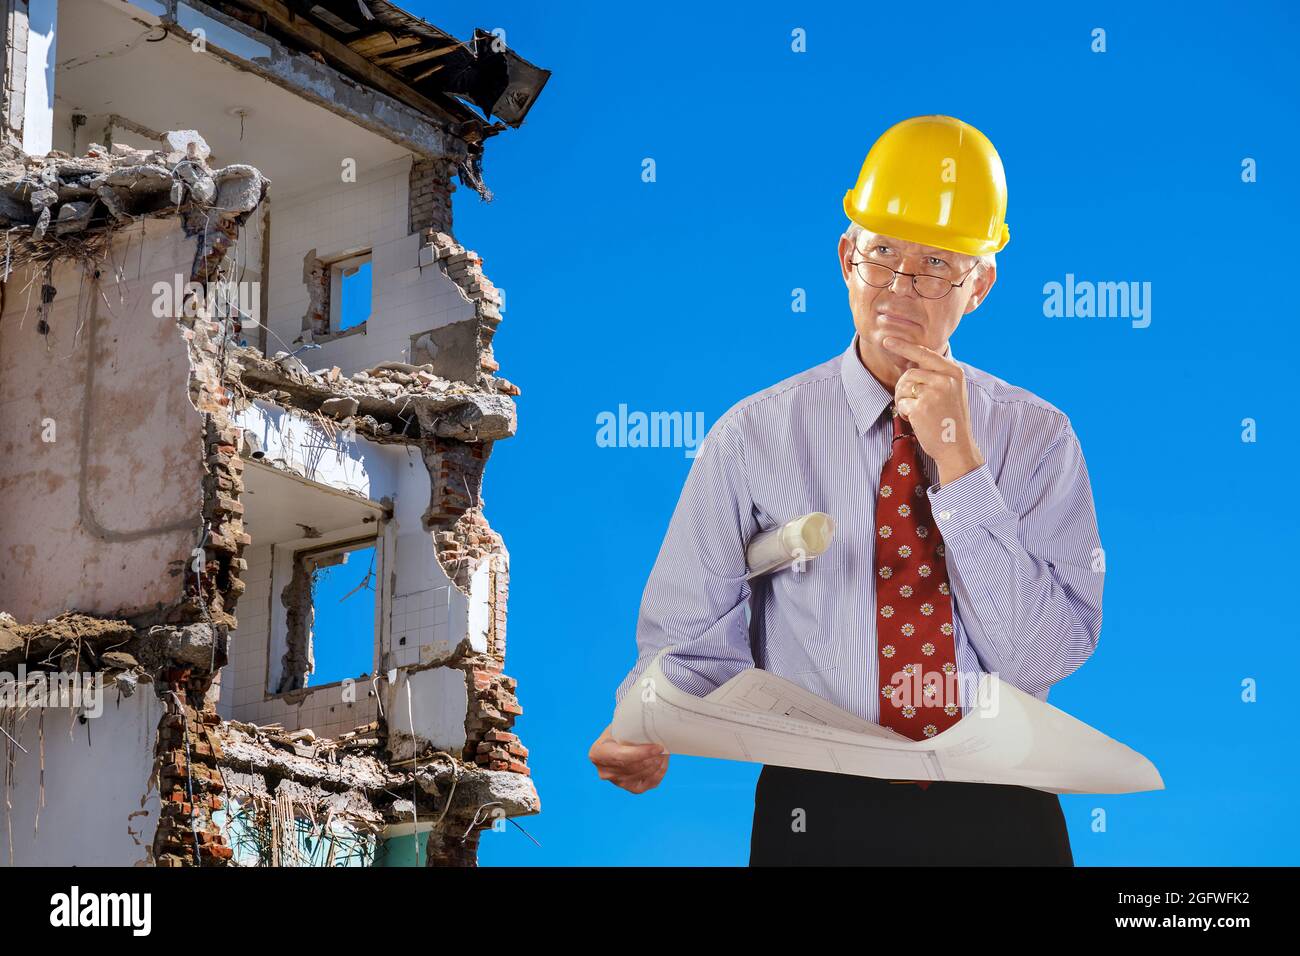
[231,0,485,130]
[371,43,460,72]
[346,31,423,56]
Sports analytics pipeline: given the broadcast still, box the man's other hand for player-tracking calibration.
[589,724,669,793]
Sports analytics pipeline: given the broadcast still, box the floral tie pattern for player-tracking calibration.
[875,405,962,767]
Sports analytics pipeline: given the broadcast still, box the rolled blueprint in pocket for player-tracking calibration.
[744,512,835,580]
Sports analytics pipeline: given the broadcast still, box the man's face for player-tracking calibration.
[838,230,995,373]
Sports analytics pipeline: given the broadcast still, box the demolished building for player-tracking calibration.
[0,0,548,866]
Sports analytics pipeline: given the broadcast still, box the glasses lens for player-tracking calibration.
[913,275,952,299]
[858,262,896,288]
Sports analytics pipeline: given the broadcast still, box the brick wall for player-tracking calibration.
[409,157,455,236]
[464,653,527,774]
[463,552,525,774]
[153,670,234,866]
[423,439,496,590]
[424,231,506,387]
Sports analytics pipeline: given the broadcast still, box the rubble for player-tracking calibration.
[319,396,360,419]
[218,719,398,792]
[0,613,229,696]
[233,345,517,442]
[416,760,540,817]
[213,714,537,867]
[149,623,222,670]
[0,138,267,248]
[0,612,136,670]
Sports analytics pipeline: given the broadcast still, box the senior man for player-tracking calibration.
[590,115,1104,866]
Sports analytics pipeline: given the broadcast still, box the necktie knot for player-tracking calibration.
[890,404,914,441]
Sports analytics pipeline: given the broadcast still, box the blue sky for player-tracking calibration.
[311,544,378,686]
[339,261,373,331]
[399,0,1299,865]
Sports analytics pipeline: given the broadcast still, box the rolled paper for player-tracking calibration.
[745,512,835,579]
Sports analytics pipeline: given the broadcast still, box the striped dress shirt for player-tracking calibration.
[615,332,1104,723]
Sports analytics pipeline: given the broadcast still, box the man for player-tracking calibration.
[589,115,1103,865]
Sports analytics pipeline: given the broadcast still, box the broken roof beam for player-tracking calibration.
[164,1,471,161]
[227,0,549,128]
[214,0,488,135]
[346,30,422,57]
[371,44,460,72]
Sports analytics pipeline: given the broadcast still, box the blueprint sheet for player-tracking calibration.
[611,650,1164,794]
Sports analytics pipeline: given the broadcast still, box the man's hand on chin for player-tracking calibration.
[882,336,985,487]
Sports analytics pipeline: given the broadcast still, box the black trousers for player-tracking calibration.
[750,765,1074,866]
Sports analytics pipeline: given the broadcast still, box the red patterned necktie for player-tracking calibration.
[874,404,962,787]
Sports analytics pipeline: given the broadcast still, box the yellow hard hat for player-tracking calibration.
[842,115,1010,258]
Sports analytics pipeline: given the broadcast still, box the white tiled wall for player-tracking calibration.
[390,584,453,667]
[264,156,476,376]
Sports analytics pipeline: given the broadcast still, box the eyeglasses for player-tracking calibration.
[849,259,979,300]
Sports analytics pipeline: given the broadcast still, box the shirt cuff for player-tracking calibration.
[926,462,1017,542]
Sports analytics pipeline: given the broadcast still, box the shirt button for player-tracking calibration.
[938,510,952,520]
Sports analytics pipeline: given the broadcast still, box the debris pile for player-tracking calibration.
[0,611,136,670]
[268,357,470,402]
[0,131,266,259]
[217,719,404,805]
[235,346,518,442]
[222,719,386,763]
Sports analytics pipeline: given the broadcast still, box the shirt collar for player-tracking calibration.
[838,332,954,436]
